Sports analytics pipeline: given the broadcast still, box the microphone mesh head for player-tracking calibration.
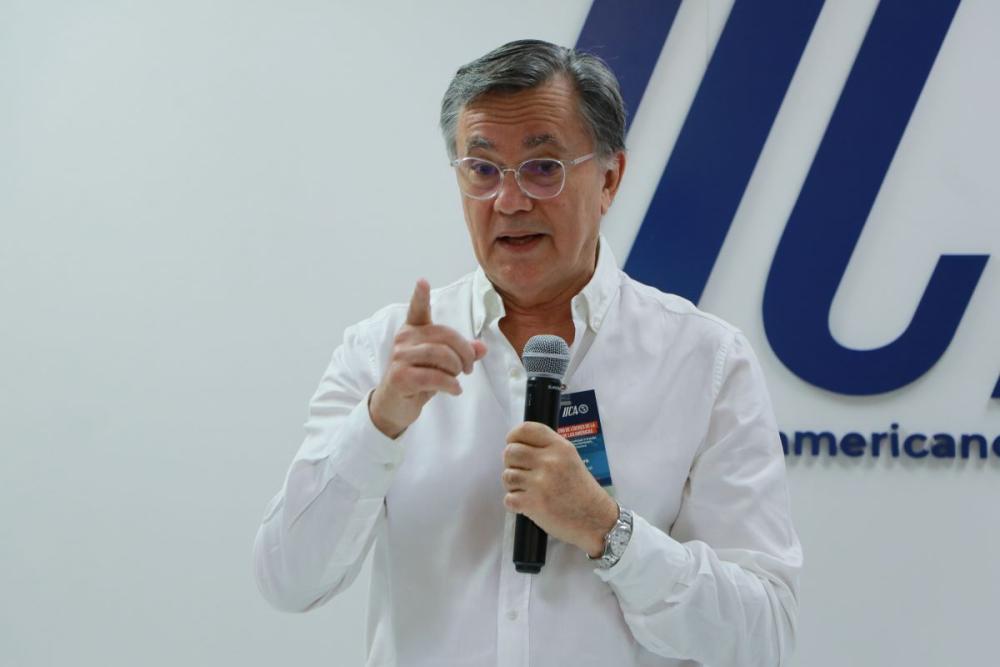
[522,335,570,380]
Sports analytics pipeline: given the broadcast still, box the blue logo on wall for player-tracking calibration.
[576,0,995,400]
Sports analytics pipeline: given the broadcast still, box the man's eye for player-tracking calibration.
[523,160,562,177]
[468,161,499,177]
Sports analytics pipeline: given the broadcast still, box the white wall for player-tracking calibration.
[1,1,996,666]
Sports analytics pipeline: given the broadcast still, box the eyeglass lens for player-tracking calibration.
[455,158,565,199]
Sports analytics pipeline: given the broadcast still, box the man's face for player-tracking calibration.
[454,75,624,306]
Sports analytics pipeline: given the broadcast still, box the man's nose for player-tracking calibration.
[493,170,533,215]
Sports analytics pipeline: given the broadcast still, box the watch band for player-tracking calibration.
[588,504,633,569]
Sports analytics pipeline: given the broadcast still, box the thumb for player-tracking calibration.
[405,279,432,326]
[471,339,488,361]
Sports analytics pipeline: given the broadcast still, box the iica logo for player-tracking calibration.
[562,404,590,419]
[577,0,995,399]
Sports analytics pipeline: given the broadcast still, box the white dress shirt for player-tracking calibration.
[253,236,802,666]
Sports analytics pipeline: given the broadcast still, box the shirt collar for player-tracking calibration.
[471,234,620,337]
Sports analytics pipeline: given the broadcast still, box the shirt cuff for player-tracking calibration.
[324,388,409,499]
[593,513,693,611]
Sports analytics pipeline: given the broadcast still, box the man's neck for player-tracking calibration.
[495,244,599,358]
[497,300,577,361]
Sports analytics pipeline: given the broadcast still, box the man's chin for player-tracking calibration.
[490,265,554,299]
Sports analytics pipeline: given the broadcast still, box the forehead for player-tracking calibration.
[456,76,590,155]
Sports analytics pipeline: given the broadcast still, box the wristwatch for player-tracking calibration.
[589,504,633,569]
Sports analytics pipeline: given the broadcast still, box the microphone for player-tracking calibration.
[513,334,570,574]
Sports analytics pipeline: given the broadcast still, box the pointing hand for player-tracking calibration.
[369,279,487,438]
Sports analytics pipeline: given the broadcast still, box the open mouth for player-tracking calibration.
[497,233,545,248]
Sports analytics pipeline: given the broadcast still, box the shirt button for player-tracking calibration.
[509,367,522,378]
[506,610,518,621]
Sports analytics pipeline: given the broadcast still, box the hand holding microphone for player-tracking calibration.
[505,335,619,573]
[369,279,487,439]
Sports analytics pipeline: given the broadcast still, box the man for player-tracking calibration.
[254,39,802,666]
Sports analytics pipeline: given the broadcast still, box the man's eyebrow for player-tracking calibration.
[523,133,566,150]
[464,133,566,153]
[465,136,495,152]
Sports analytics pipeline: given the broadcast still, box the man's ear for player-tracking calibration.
[600,151,627,215]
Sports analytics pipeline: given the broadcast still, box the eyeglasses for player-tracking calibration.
[451,153,595,200]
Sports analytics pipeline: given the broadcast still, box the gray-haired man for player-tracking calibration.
[255,40,802,666]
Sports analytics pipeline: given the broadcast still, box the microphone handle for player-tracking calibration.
[513,375,563,574]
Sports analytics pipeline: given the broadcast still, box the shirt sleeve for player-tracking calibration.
[252,321,407,613]
[595,330,803,666]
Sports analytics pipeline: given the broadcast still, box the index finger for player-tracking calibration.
[406,279,432,326]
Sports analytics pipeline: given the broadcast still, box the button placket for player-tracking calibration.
[496,511,532,667]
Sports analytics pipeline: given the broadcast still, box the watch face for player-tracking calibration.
[607,518,632,559]
[610,529,629,555]
[598,509,633,568]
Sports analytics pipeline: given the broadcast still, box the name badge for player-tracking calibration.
[557,389,613,491]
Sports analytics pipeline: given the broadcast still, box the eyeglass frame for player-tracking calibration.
[450,152,596,201]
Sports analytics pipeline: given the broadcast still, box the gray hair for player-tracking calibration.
[440,39,626,161]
